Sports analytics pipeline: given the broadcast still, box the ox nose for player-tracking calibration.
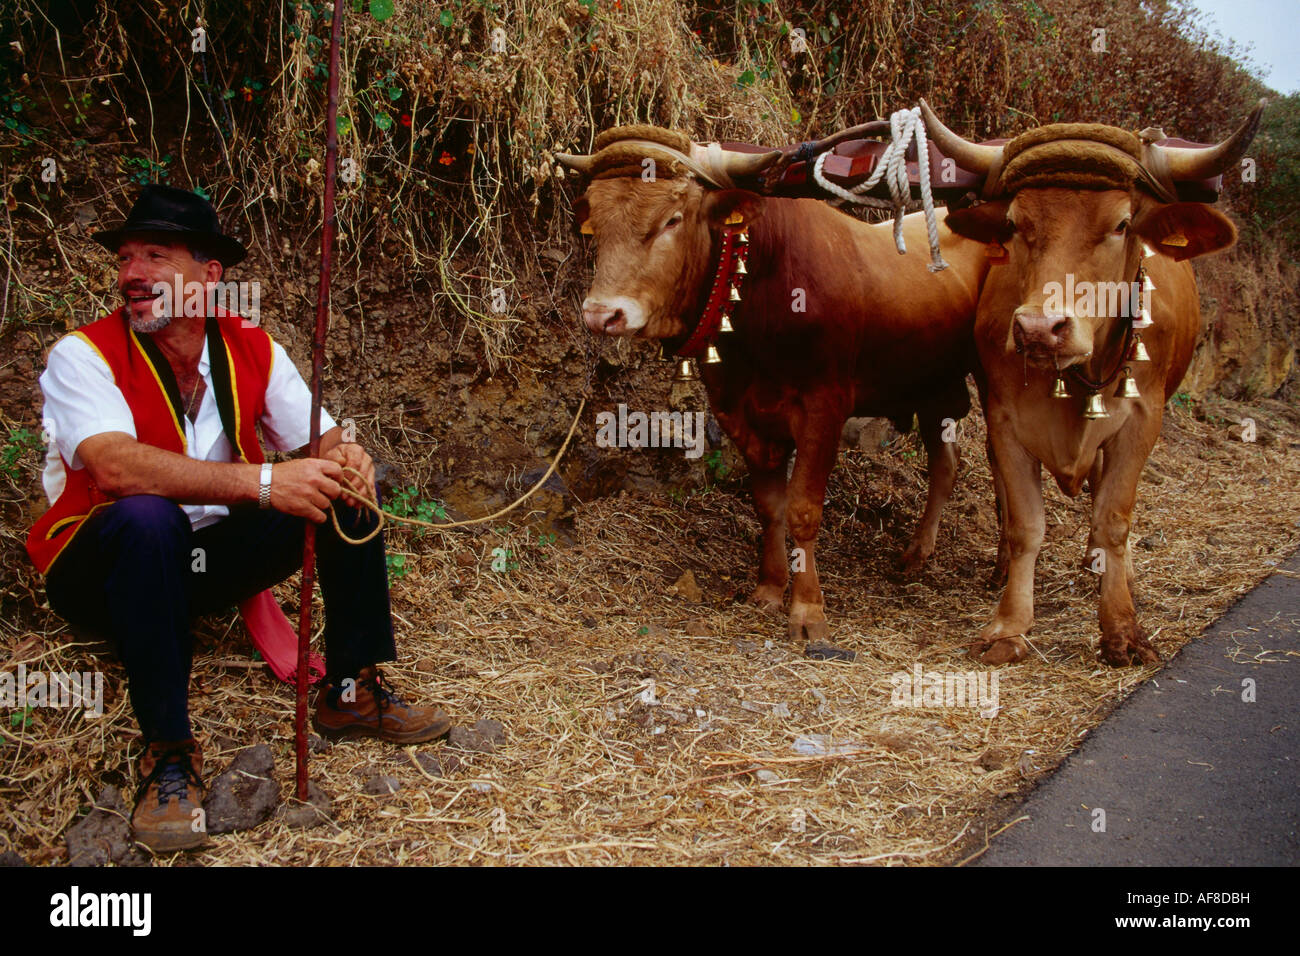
[1014,309,1072,351]
[582,301,625,335]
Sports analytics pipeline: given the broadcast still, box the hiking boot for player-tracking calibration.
[132,739,208,853]
[313,666,452,743]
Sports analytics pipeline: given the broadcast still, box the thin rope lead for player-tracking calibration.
[327,397,586,545]
[812,106,949,273]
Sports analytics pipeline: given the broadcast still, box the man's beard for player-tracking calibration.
[128,310,173,334]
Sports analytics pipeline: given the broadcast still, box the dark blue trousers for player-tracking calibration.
[45,494,396,743]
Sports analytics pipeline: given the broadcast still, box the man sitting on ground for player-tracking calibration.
[28,184,452,852]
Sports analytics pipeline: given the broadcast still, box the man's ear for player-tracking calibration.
[573,194,592,235]
[702,189,765,230]
[943,200,1014,244]
[204,259,224,283]
[1132,202,1237,261]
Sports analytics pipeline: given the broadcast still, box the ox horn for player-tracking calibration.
[918,98,1001,174]
[555,152,596,174]
[716,147,782,179]
[1156,100,1266,182]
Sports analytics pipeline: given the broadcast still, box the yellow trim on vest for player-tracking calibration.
[220,332,247,462]
[71,331,116,384]
[41,501,113,574]
[128,327,188,455]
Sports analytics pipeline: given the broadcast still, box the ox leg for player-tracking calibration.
[747,458,791,611]
[1083,450,1105,572]
[786,414,842,646]
[975,372,1010,587]
[973,428,1043,665]
[900,410,961,575]
[988,435,1011,587]
[1091,431,1161,667]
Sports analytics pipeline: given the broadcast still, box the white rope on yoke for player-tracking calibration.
[811,106,949,273]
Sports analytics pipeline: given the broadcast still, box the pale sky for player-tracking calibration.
[1188,0,1300,94]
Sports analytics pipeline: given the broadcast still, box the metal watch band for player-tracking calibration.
[258,462,273,509]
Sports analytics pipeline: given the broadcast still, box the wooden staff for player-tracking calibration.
[297,0,344,801]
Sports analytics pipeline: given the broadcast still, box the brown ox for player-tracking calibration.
[559,133,990,648]
[920,99,1263,666]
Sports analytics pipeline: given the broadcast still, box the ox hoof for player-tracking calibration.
[746,585,785,613]
[787,616,830,645]
[897,542,931,577]
[1099,624,1161,667]
[970,636,1030,665]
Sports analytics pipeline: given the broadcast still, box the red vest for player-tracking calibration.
[27,308,272,574]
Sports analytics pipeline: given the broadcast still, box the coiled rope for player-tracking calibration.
[811,106,949,273]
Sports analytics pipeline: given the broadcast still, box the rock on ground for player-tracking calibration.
[65,785,150,866]
[203,744,281,835]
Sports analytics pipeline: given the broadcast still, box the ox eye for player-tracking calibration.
[1114,219,1130,235]
[663,212,683,231]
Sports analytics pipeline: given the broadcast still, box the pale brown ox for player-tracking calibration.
[560,161,991,648]
[920,99,1264,666]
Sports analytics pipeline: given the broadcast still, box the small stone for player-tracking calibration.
[204,745,281,835]
[1206,533,1226,547]
[275,781,333,829]
[805,643,856,662]
[684,618,713,637]
[0,850,26,866]
[448,725,497,754]
[411,751,444,777]
[65,785,149,867]
[308,734,331,754]
[1137,535,1164,551]
[755,770,780,784]
[978,747,1016,771]
[363,774,402,796]
[472,719,506,746]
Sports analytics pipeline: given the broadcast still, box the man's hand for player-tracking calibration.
[323,442,375,509]
[269,457,343,523]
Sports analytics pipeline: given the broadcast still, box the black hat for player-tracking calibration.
[92,184,246,267]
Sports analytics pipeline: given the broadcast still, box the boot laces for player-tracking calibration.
[361,670,404,712]
[141,747,201,807]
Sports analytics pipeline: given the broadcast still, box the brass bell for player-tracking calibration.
[736,230,749,245]
[704,345,722,364]
[719,313,734,333]
[1052,376,1069,399]
[1142,242,1156,258]
[1131,335,1150,362]
[728,285,742,303]
[1119,369,1141,399]
[1143,274,1156,293]
[1083,391,1109,419]
[734,258,748,276]
[673,358,697,382]
[658,343,670,361]
[1133,306,1153,329]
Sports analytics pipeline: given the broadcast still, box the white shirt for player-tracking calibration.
[39,332,337,530]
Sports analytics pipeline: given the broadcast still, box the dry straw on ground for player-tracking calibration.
[2,386,1297,866]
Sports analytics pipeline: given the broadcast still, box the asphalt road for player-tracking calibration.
[975,547,1300,866]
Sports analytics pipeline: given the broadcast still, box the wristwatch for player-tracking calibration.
[258,463,273,509]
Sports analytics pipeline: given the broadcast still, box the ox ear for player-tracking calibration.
[1132,202,1237,261]
[943,200,1014,244]
[573,195,593,235]
[702,189,765,230]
